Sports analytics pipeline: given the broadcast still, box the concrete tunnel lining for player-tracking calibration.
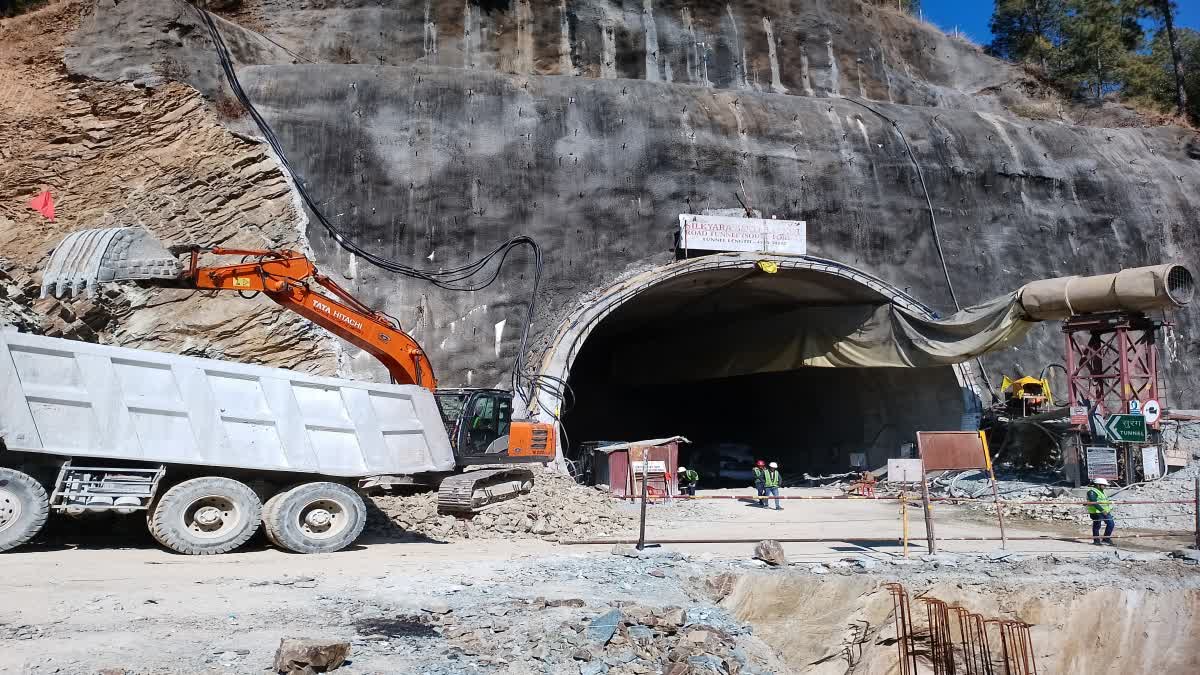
[531,253,984,475]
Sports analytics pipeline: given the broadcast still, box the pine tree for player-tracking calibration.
[1059,0,1144,101]
[1135,1,1189,117]
[1125,27,1200,121]
[988,0,1067,71]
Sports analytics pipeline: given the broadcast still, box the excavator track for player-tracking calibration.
[437,468,536,515]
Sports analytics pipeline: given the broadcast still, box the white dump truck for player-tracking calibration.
[1,227,555,555]
[0,329,541,554]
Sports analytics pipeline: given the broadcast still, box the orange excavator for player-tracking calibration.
[40,228,555,513]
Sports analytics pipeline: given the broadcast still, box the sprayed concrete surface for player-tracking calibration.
[52,0,1200,404]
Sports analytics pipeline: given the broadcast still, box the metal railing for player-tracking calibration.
[576,477,1200,551]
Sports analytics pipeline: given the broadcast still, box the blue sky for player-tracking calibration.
[919,0,1200,47]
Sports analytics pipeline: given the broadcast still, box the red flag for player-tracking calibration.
[28,190,55,221]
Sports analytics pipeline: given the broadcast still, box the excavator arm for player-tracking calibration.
[176,247,436,389]
[40,228,435,389]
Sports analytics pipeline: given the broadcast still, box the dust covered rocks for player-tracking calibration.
[366,472,635,542]
[438,601,773,675]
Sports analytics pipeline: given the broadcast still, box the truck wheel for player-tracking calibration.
[263,482,366,554]
[260,488,291,548]
[149,477,262,555]
[0,468,50,553]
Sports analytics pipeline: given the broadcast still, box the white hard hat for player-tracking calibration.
[768,462,778,468]
[677,466,686,472]
[1093,477,1109,486]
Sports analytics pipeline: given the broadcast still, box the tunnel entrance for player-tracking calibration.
[558,262,967,483]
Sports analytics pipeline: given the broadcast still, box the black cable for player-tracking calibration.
[846,97,998,400]
[188,4,562,406]
[845,98,959,311]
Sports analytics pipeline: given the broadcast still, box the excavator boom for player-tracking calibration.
[41,229,436,389]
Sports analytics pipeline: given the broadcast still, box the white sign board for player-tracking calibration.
[1086,446,1119,480]
[1141,446,1161,479]
[631,460,667,475]
[1128,399,1141,414]
[679,214,806,255]
[887,458,924,483]
[1143,399,1161,425]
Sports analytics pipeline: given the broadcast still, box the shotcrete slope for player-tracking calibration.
[37,0,1200,403]
[0,0,339,372]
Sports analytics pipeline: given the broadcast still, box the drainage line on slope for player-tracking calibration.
[845,97,998,400]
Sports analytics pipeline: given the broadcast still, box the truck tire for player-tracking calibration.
[0,468,50,553]
[148,477,262,555]
[260,488,291,548]
[263,482,366,554]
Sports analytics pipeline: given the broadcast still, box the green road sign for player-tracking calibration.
[1104,414,1147,443]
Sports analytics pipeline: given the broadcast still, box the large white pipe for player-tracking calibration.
[1018,263,1194,321]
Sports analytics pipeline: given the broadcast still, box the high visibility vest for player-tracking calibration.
[764,469,781,488]
[1087,487,1113,515]
[683,469,699,483]
[753,467,765,482]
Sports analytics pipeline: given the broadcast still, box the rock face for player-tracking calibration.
[0,2,339,374]
[57,0,1200,404]
[3,0,1197,414]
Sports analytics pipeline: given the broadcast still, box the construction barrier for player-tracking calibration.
[577,477,1200,553]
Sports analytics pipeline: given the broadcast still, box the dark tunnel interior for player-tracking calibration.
[562,267,966,484]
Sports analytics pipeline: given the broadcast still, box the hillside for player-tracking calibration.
[2,0,1199,404]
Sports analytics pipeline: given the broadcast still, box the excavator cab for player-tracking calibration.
[432,388,555,514]
[435,389,554,464]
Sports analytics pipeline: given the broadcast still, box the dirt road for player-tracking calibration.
[4,485,1197,674]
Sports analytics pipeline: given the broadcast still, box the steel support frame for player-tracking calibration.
[1064,312,1163,425]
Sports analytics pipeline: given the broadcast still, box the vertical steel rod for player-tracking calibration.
[636,447,648,550]
[980,431,1008,548]
[921,470,937,553]
[1194,477,1199,551]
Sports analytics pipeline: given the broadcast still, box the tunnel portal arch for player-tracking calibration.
[530,253,983,476]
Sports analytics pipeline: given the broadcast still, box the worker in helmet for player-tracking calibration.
[677,465,699,496]
[752,460,767,506]
[1086,477,1116,546]
[764,462,783,510]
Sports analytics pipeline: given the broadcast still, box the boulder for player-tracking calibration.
[586,609,623,645]
[754,540,787,566]
[272,638,350,674]
[659,608,687,627]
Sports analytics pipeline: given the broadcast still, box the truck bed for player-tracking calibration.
[0,329,456,477]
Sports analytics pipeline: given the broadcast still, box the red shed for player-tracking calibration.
[592,436,688,498]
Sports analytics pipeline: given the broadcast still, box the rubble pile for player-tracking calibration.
[936,467,1200,532]
[366,473,635,542]
[433,600,768,675]
[0,261,41,333]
